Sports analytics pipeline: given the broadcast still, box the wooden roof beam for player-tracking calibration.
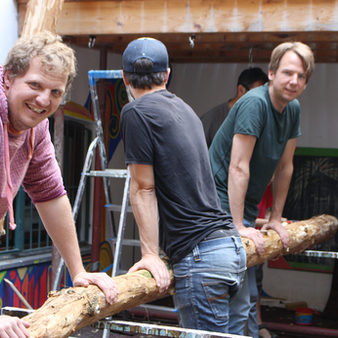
[17,0,338,36]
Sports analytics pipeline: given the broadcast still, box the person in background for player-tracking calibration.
[200,67,268,148]
[209,41,315,338]
[120,37,246,333]
[0,31,118,337]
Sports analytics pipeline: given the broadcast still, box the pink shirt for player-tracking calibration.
[0,66,66,221]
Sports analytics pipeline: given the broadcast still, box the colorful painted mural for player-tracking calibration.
[1,262,60,309]
[0,254,91,310]
[269,149,338,273]
[84,78,128,161]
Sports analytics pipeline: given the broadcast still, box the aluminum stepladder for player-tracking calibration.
[53,70,132,290]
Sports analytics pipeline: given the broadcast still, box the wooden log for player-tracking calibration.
[21,0,64,37]
[24,269,175,338]
[245,214,338,268]
[23,214,338,338]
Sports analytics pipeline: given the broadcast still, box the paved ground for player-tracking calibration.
[69,306,338,337]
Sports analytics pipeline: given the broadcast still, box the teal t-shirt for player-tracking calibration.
[209,83,301,222]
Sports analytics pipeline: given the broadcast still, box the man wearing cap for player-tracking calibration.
[120,37,246,333]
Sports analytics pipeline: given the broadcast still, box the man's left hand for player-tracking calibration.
[261,220,289,248]
[73,272,118,304]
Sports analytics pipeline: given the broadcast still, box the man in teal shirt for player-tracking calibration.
[209,42,315,338]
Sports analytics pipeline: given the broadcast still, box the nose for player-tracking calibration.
[289,73,299,85]
[36,90,51,107]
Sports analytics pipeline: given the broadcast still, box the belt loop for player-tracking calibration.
[232,236,240,254]
[192,245,201,262]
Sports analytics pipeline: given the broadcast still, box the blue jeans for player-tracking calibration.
[173,236,246,333]
[229,220,259,338]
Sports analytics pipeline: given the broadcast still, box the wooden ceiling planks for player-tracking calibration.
[17,0,338,63]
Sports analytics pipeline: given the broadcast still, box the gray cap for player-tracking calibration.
[122,37,169,73]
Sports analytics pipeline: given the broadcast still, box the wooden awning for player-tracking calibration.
[17,0,338,63]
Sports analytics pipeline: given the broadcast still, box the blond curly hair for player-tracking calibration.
[4,31,77,93]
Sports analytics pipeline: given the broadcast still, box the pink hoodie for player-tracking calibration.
[0,66,66,230]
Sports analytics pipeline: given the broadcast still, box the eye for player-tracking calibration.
[29,81,40,89]
[51,89,63,98]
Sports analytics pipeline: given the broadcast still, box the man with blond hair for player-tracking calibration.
[0,31,118,337]
[209,42,314,338]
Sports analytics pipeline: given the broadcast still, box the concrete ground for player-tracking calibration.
[72,306,338,338]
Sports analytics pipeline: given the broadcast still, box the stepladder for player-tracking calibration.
[53,70,135,289]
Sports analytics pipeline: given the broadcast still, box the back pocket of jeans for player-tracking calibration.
[202,277,236,320]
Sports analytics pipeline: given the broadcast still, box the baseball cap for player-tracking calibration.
[122,37,169,73]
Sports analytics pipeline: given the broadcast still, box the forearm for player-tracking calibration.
[228,165,250,229]
[130,179,159,257]
[270,163,293,222]
[228,134,256,230]
[36,195,85,280]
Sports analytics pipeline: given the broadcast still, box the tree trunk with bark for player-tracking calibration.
[245,214,338,267]
[24,214,338,337]
[21,0,64,37]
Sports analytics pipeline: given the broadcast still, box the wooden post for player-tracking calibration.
[21,0,64,37]
[23,214,338,338]
[20,0,66,288]
[51,107,65,288]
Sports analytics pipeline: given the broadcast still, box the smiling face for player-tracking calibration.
[4,57,68,132]
[268,50,307,112]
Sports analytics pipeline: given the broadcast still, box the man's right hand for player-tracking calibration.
[128,254,171,293]
[0,315,30,337]
[238,226,265,255]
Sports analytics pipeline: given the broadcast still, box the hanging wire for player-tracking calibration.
[248,46,253,66]
[189,34,196,48]
[88,35,96,48]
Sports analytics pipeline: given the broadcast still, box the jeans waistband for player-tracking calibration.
[193,235,243,262]
[203,229,229,241]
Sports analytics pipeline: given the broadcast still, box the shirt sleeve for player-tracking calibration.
[233,96,266,138]
[288,100,301,139]
[121,106,154,165]
[23,120,66,203]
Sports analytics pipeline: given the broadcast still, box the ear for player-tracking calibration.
[3,70,14,91]
[237,84,247,97]
[268,69,275,81]
[122,71,130,86]
[164,68,171,85]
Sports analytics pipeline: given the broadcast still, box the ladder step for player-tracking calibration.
[85,169,128,178]
[111,238,140,247]
[105,204,133,212]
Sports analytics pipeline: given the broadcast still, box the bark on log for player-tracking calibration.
[21,0,64,37]
[24,269,175,338]
[245,214,338,267]
[23,214,338,338]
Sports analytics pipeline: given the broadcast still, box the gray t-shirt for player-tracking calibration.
[200,102,230,148]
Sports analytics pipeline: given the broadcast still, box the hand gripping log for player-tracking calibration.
[23,214,338,337]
